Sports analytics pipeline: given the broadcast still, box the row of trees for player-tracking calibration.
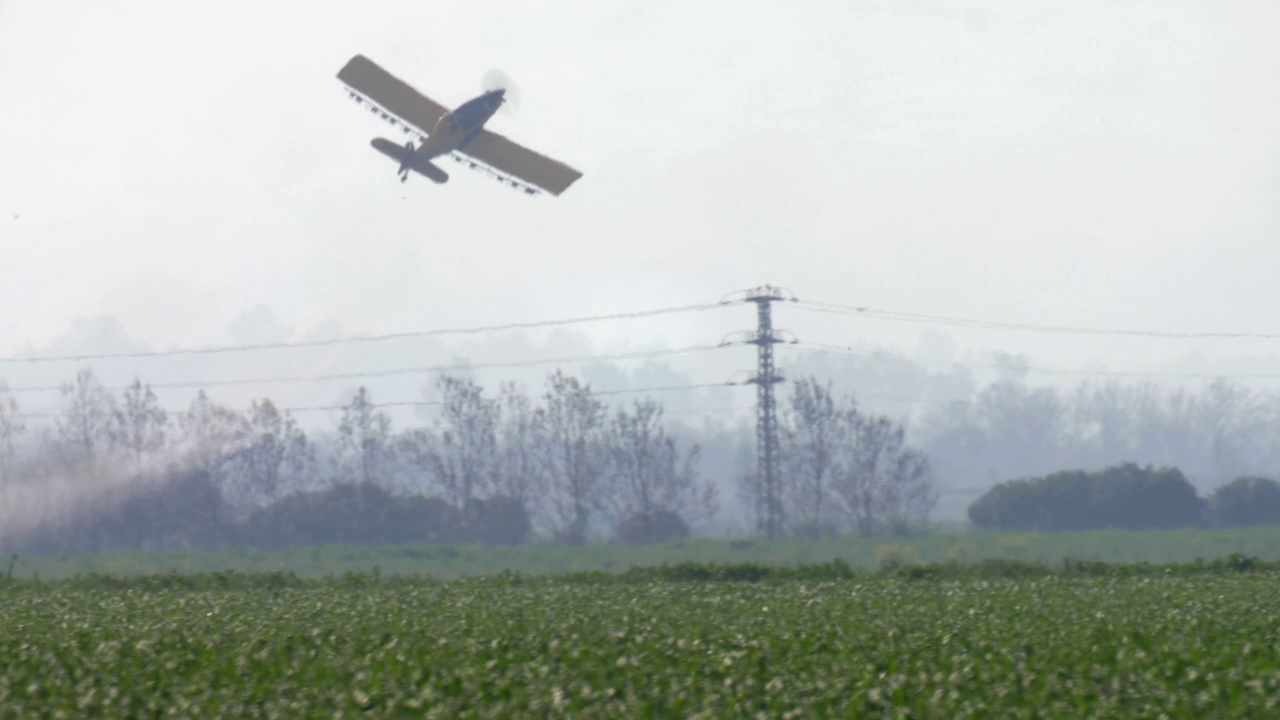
[13,355,1280,548]
[785,347,1280,492]
[0,367,939,552]
[0,368,722,550]
[919,373,1280,491]
[746,378,937,538]
[968,463,1280,531]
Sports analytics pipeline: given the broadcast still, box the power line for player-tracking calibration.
[0,302,732,364]
[12,380,746,420]
[292,382,738,411]
[585,382,739,398]
[794,300,1280,340]
[2,344,730,395]
[786,341,1280,381]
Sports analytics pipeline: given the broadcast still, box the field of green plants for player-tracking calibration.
[2,563,1278,717]
[10,524,1280,580]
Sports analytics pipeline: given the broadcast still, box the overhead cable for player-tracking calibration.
[1,302,731,364]
[794,300,1280,340]
[786,342,1280,380]
[12,379,745,420]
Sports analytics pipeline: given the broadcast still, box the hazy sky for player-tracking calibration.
[1,0,1278,422]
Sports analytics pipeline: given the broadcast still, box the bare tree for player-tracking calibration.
[395,427,439,496]
[0,382,24,486]
[537,370,607,543]
[1136,386,1202,472]
[336,386,394,486]
[780,377,844,536]
[495,381,544,510]
[178,390,248,484]
[1196,379,1267,481]
[873,430,936,534]
[53,367,118,473]
[116,378,168,475]
[835,412,936,536]
[973,377,1067,481]
[605,398,715,531]
[420,375,500,511]
[226,399,313,506]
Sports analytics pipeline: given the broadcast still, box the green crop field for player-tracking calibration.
[8,524,1280,580]
[2,563,1278,717]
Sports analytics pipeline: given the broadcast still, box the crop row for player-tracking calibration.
[1,575,1278,717]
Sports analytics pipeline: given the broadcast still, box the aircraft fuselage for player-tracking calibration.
[373,88,505,183]
[419,89,505,158]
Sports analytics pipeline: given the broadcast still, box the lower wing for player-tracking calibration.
[337,55,448,137]
[459,130,583,196]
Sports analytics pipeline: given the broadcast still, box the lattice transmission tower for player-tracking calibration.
[742,285,796,539]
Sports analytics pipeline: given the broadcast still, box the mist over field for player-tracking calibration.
[2,0,1278,549]
[6,4,1280,716]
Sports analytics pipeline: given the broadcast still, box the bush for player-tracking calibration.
[968,462,1206,532]
[463,495,531,545]
[614,509,690,545]
[243,483,463,549]
[1209,476,1280,528]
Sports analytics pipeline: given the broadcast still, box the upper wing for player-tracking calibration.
[460,130,583,196]
[336,55,449,136]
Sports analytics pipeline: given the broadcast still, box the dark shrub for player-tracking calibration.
[1209,476,1280,528]
[243,483,463,549]
[969,463,1205,532]
[464,495,531,545]
[615,508,690,545]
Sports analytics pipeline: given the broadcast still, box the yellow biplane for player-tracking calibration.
[337,55,582,196]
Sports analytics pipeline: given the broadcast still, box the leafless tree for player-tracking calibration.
[495,381,544,511]
[226,399,313,506]
[780,377,844,536]
[394,427,438,496]
[116,378,168,475]
[1195,379,1267,481]
[778,376,936,536]
[537,370,607,543]
[336,386,394,486]
[873,432,936,534]
[0,382,24,486]
[53,367,118,474]
[419,375,500,511]
[604,398,716,528]
[178,390,248,484]
[835,412,936,536]
[973,377,1068,480]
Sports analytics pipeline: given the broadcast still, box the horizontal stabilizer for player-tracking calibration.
[370,138,448,183]
[370,137,413,162]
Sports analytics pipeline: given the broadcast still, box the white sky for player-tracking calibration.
[1,0,1278,423]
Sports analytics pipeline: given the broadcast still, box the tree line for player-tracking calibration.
[788,347,1280,492]
[744,377,937,539]
[969,463,1280,532]
[8,354,1280,553]
[0,368,936,553]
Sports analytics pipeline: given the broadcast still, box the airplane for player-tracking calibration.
[336,54,582,196]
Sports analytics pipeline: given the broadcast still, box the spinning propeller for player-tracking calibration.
[481,69,521,115]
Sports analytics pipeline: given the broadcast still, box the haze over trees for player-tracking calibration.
[5,344,1280,553]
[756,377,936,538]
[0,364,939,552]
